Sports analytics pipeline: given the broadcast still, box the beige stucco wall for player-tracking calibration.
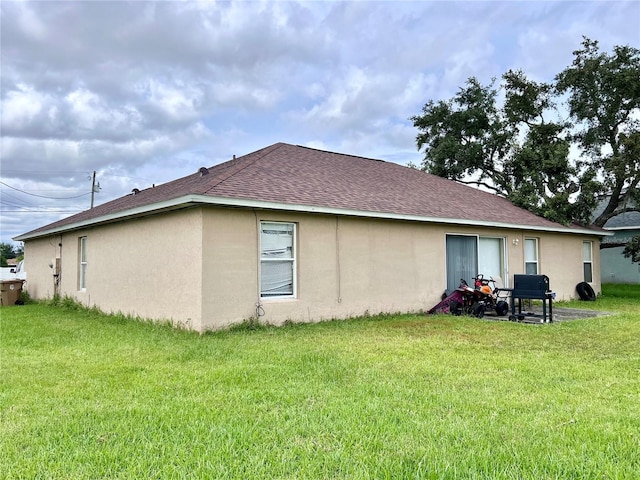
[23,209,204,330]
[200,208,602,330]
[22,205,603,331]
[200,209,447,329]
[23,236,61,300]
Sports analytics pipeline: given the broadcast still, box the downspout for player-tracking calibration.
[53,235,62,297]
[336,217,342,303]
[254,210,265,319]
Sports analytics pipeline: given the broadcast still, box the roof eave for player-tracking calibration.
[604,225,640,231]
[13,197,200,241]
[14,194,612,241]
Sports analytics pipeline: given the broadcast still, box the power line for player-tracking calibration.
[1,170,91,175]
[0,210,82,213]
[0,200,30,209]
[1,188,90,193]
[3,170,156,183]
[0,181,91,200]
[0,191,36,207]
[0,201,81,211]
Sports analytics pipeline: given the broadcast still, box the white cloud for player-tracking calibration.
[210,81,281,110]
[144,79,203,121]
[14,2,46,40]
[2,84,48,129]
[441,41,497,90]
[65,88,142,133]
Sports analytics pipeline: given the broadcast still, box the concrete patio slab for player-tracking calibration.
[486,306,612,323]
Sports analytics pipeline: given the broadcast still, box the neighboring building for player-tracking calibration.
[600,212,640,284]
[14,143,607,331]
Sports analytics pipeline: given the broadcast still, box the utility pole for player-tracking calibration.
[90,171,97,209]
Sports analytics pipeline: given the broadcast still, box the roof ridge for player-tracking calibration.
[294,143,387,163]
[202,143,285,194]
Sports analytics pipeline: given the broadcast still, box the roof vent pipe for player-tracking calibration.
[199,167,209,176]
[131,188,140,195]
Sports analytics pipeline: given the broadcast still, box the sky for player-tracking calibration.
[1,0,639,246]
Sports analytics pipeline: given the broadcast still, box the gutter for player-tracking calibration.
[604,225,640,231]
[14,194,612,241]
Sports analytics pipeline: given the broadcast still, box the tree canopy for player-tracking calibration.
[411,37,640,232]
[556,38,640,227]
[623,236,640,264]
[0,242,22,267]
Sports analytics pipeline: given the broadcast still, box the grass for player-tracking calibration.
[553,282,640,314]
[1,285,639,479]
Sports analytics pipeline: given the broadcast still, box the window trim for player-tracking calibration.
[259,221,297,299]
[524,237,539,275]
[79,236,87,291]
[583,240,593,283]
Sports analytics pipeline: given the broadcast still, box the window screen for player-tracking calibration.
[79,236,87,290]
[524,238,538,275]
[260,222,295,297]
[583,241,593,283]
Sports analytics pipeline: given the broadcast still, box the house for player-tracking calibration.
[14,143,607,331]
[600,212,640,284]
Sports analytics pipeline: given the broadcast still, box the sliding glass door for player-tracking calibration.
[446,235,506,292]
[446,235,477,292]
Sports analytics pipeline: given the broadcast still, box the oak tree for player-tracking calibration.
[412,37,639,260]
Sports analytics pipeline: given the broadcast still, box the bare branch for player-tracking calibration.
[454,178,506,196]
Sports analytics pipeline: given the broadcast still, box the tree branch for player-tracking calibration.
[454,178,506,196]
[597,206,640,227]
[601,242,628,249]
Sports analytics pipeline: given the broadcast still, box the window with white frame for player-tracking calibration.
[524,238,538,275]
[260,222,296,298]
[583,241,593,282]
[79,236,87,290]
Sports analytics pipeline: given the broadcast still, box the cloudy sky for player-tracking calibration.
[1,0,639,244]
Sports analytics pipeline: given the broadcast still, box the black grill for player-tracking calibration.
[510,274,553,322]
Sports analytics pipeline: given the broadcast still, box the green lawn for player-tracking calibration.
[1,285,639,479]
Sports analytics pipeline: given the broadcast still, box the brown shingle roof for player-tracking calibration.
[17,142,599,239]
